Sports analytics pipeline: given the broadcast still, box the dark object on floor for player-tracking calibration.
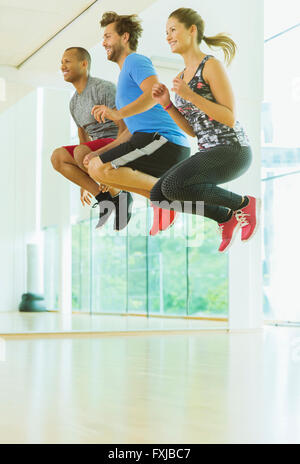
[19,293,47,312]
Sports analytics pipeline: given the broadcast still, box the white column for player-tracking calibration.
[227,0,264,330]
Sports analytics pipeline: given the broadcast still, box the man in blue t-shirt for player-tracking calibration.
[83,12,190,234]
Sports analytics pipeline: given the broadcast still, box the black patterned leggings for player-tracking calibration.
[150,143,252,224]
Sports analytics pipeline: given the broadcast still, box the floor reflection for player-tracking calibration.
[0,312,227,334]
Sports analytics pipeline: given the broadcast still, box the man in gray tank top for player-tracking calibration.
[51,47,133,230]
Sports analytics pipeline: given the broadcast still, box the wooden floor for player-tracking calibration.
[1,325,300,443]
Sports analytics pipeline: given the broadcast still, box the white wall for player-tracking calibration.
[41,88,71,229]
[0,90,38,310]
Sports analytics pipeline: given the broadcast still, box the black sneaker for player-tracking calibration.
[92,191,114,229]
[113,191,133,231]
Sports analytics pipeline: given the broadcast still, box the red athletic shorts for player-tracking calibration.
[63,138,115,158]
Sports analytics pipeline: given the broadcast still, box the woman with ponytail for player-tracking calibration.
[151,8,260,252]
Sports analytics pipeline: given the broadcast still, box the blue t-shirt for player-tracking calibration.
[116,53,189,148]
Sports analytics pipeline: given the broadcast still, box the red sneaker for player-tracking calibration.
[235,196,261,242]
[159,209,177,231]
[218,213,240,252]
[149,204,177,236]
[149,204,160,236]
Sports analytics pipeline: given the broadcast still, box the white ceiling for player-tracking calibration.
[0,0,275,115]
[0,0,157,113]
[264,0,300,39]
[0,0,98,67]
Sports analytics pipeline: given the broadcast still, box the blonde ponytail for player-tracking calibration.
[203,33,236,65]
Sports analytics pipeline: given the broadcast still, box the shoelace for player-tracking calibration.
[235,210,249,227]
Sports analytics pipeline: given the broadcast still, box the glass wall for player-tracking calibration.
[43,226,59,311]
[72,197,228,317]
[72,220,91,312]
[262,0,300,322]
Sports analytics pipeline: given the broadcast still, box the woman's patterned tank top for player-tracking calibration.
[174,55,250,150]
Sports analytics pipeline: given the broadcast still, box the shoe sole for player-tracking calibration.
[219,222,241,253]
[241,198,261,243]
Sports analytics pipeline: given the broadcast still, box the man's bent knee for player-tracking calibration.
[73,144,91,167]
[51,147,65,171]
